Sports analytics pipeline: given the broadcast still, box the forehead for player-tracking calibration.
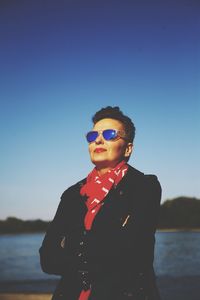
[93,118,124,130]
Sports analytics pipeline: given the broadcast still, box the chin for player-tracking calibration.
[92,159,118,170]
[92,159,108,168]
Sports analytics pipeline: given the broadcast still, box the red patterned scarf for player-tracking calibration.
[80,160,128,230]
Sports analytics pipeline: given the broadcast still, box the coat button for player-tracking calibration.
[78,253,82,257]
[80,241,84,245]
[119,190,123,195]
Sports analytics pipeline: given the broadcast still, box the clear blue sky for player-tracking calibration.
[0,0,199,220]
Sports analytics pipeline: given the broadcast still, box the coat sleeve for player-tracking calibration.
[133,175,162,265]
[142,174,162,233]
[39,186,77,276]
[121,175,162,297]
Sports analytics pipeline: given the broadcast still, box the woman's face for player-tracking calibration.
[88,118,133,172]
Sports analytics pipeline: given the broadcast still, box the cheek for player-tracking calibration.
[109,144,125,156]
[88,145,93,155]
[88,145,97,159]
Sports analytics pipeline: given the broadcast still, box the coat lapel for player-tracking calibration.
[90,166,143,230]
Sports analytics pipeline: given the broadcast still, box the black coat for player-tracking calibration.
[39,165,162,300]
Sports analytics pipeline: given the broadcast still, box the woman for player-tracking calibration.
[39,106,162,300]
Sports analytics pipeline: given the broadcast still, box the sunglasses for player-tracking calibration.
[86,129,126,143]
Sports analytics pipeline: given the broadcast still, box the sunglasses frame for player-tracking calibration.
[86,129,127,143]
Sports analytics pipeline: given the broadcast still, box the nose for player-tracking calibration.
[95,132,104,144]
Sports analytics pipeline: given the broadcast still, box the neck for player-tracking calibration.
[97,167,111,176]
[95,160,126,176]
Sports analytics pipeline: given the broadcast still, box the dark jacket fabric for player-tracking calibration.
[39,165,162,300]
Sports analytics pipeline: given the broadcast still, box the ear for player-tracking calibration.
[124,143,133,158]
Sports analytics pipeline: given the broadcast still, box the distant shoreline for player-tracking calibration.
[1,197,200,233]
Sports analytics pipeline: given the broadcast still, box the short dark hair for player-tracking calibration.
[92,106,135,143]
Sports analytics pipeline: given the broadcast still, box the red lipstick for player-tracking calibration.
[94,148,106,153]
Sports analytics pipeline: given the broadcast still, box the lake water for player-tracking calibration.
[0,231,200,293]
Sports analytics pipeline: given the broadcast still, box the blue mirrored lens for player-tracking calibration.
[86,131,98,142]
[103,129,117,140]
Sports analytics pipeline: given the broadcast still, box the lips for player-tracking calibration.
[94,148,106,153]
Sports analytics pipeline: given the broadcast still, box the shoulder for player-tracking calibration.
[126,164,162,198]
[143,174,162,204]
[127,164,160,183]
[60,177,86,200]
[52,177,86,214]
[122,166,162,218]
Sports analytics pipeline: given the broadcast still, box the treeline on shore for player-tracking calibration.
[0,197,200,233]
[158,196,200,229]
